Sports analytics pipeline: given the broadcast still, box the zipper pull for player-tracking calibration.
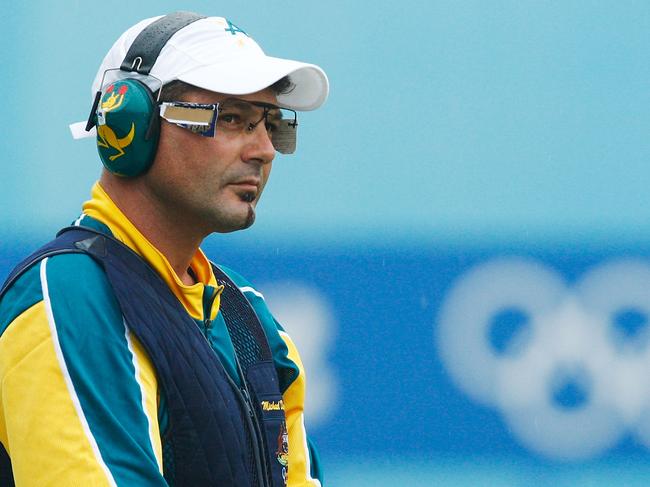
[201,285,219,338]
[203,318,212,336]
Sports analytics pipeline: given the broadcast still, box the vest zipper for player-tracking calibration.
[205,336,267,487]
[241,388,268,487]
[199,285,268,487]
[236,360,272,487]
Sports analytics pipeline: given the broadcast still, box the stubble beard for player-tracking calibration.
[209,200,257,234]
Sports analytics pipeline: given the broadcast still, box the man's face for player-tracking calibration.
[144,87,278,236]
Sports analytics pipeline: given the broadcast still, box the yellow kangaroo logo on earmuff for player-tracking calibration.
[97,84,136,161]
[97,123,135,161]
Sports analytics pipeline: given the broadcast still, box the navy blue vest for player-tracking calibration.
[0,227,288,487]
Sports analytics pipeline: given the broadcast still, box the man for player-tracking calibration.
[0,11,328,487]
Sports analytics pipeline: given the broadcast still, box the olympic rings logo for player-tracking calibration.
[436,257,650,461]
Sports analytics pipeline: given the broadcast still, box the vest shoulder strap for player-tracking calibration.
[0,227,101,299]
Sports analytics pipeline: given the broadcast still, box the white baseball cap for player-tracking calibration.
[71,13,329,139]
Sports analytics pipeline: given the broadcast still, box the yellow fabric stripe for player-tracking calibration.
[41,258,117,486]
[0,301,112,486]
[82,181,221,319]
[125,328,163,472]
[280,332,322,487]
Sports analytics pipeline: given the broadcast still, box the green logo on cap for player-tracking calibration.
[224,19,248,36]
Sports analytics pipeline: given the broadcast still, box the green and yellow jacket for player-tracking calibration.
[0,182,322,486]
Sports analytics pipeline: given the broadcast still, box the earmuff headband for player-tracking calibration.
[120,11,206,75]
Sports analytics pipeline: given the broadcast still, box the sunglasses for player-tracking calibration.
[159,98,298,154]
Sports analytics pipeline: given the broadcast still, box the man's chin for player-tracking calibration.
[242,205,256,229]
[211,206,256,233]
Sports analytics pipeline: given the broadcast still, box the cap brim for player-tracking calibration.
[178,55,329,111]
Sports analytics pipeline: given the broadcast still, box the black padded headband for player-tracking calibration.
[120,11,206,75]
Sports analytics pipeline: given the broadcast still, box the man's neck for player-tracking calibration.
[99,173,204,286]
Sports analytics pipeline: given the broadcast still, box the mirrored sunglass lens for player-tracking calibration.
[271,118,297,154]
[160,103,217,137]
[218,101,297,154]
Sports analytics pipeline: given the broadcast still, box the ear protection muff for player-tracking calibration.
[85,11,206,177]
[93,79,159,177]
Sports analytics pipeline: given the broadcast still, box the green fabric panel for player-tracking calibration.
[74,215,113,236]
[308,436,325,485]
[203,312,242,387]
[45,254,166,486]
[0,264,43,336]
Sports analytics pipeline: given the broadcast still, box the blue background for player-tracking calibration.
[2,2,650,485]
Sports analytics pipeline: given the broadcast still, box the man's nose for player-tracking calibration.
[243,122,276,164]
